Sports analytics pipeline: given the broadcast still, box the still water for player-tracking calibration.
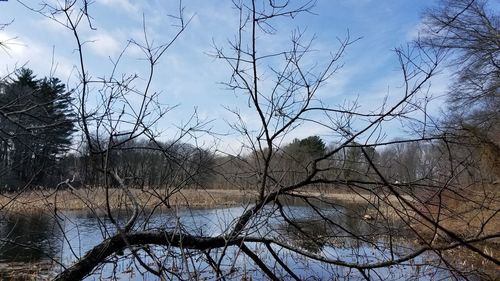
[0,204,470,280]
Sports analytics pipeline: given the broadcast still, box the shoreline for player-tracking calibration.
[1,187,498,240]
[0,188,258,213]
[0,187,415,214]
[0,188,498,280]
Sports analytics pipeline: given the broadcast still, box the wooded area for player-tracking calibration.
[0,0,498,280]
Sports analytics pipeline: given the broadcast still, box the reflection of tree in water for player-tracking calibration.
[0,213,62,262]
[281,218,374,254]
[282,219,330,253]
[279,202,411,256]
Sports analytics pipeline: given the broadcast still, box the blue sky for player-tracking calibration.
[0,0,448,151]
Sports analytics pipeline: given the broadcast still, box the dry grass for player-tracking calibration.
[0,187,413,214]
[413,188,500,238]
[0,187,258,214]
[0,261,54,280]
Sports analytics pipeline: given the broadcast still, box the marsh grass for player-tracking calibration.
[0,187,258,214]
[0,261,54,281]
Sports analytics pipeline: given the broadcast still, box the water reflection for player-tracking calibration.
[0,204,479,280]
[0,213,62,263]
[282,219,329,253]
[276,201,398,252]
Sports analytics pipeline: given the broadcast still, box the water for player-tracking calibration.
[0,203,473,280]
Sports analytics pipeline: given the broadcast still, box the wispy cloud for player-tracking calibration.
[0,31,26,58]
[95,0,139,14]
[0,30,74,80]
[86,31,123,58]
[1,0,441,147]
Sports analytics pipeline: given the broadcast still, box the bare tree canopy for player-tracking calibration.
[419,0,500,180]
[0,1,498,280]
[421,0,499,112]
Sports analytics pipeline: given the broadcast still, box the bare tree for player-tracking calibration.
[208,1,498,280]
[419,0,500,180]
[0,1,498,280]
[421,0,499,112]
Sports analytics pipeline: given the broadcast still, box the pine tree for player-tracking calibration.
[0,68,75,189]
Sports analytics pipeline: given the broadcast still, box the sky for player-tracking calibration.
[0,0,449,152]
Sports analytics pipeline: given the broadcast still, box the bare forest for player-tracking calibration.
[0,0,498,280]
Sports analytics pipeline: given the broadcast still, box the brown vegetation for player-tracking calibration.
[0,188,258,213]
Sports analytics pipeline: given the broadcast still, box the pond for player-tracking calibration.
[0,203,481,280]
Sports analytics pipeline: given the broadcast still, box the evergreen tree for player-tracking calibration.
[298,136,326,158]
[0,68,75,189]
[283,135,326,161]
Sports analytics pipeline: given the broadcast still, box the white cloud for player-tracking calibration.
[95,0,139,14]
[0,31,31,77]
[86,32,122,58]
[37,15,69,34]
[0,29,77,82]
[0,31,27,58]
[1,0,443,150]
[406,21,426,41]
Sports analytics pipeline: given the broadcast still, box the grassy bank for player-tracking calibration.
[0,187,414,214]
[0,188,258,214]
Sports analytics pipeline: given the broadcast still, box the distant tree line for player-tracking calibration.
[1,55,495,194]
[68,138,215,189]
[1,81,491,193]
